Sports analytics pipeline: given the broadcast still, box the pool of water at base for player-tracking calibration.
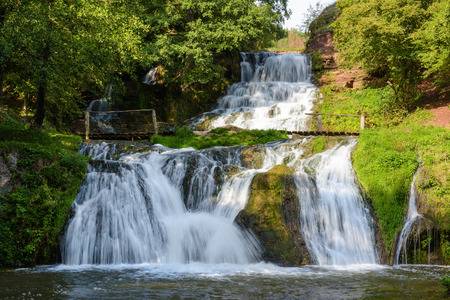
[0,264,448,299]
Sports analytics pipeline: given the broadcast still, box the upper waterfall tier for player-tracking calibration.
[240,52,312,83]
[196,52,317,131]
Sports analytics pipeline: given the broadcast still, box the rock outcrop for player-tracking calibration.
[236,165,310,266]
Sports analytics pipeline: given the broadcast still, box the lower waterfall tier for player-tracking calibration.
[63,138,379,266]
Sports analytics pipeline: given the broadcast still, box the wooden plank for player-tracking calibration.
[90,109,156,114]
[286,131,359,136]
[305,113,360,117]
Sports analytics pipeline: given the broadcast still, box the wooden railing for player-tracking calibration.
[85,109,170,141]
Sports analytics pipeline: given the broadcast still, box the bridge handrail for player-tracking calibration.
[85,109,158,141]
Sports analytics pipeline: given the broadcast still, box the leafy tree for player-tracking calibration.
[412,0,450,85]
[152,0,283,87]
[0,1,148,127]
[301,2,324,33]
[333,0,448,107]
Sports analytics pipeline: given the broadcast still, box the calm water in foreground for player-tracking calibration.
[0,264,448,299]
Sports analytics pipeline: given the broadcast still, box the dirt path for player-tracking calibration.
[427,104,450,129]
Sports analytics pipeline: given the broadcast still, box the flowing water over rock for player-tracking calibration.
[394,173,423,264]
[64,146,261,265]
[295,141,378,265]
[63,52,379,268]
[196,52,316,130]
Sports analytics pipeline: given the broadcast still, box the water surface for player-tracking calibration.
[1,264,448,299]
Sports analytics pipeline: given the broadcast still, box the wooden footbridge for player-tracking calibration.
[84,109,174,140]
[83,109,365,140]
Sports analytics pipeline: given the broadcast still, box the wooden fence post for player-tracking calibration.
[152,109,158,135]
[317,115,323,131]
[360,114,365,130]
[85,111,90,141]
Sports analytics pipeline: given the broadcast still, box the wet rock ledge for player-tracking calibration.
[236,165,311,266]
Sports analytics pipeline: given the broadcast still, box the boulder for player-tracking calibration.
[241,145,266,169]
[236,165,310,266]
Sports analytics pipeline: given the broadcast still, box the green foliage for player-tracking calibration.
[334,0,449,107]
[442,236,450,264]
[153,0,283,87]
[353,118,449,257]
[151,127,288,150]
[1,0,286,126]
[0,0,149,127]
[0,111,87,267]
[317,86,401,131]
[442,276,450,292]
[353,128,417,256]
[310,51,324,77]
[307,3,339,36]
[412,0,450,84]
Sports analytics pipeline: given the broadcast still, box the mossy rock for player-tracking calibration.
[241,145,266,169]
[301,136,344,159]
[236,165,310,266]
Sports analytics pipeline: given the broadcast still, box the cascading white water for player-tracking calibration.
[295,141,378,265]
[394,173,421,265]
[200,52,317,131]
[63,146,262,265]
[64,52,379,267]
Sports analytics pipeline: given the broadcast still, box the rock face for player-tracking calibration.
[0,151,17,194]
[240,145,266,169]
[236,165,310,266]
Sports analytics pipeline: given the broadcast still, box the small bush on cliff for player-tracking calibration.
[0,110,87,267]
[442,276,450,294]
[151,127,288,150]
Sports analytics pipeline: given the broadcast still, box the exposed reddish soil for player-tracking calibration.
[419,81,450,129]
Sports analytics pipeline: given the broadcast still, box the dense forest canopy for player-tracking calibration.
[0,0,286,127]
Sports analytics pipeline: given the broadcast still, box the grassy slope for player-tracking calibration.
[315,84,450,258]
[0,109,88,267]
[269,30,305,52]
[152,127,288,150]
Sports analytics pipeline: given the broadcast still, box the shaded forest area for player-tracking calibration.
[0,0,288,128]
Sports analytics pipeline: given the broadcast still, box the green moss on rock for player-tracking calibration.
[237,165,310,266]
[0,113,88,267]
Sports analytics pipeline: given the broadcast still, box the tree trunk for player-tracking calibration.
[35,82,46,128]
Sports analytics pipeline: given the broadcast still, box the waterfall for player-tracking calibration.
[63,146,262,264]
[295,141,378,265]
[64,52,379,267]
[394,173,422,265]
[198,52,316,131]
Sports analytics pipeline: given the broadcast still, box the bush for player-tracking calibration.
[0,111,88,267]
[442,276,450,293]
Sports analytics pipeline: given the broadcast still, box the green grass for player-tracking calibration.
[269,30,305,52]
[151,127,288,150]
[0,108,88,267]
[353,114,449,257]
[316,86,404,131]
[316,84,449,259]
